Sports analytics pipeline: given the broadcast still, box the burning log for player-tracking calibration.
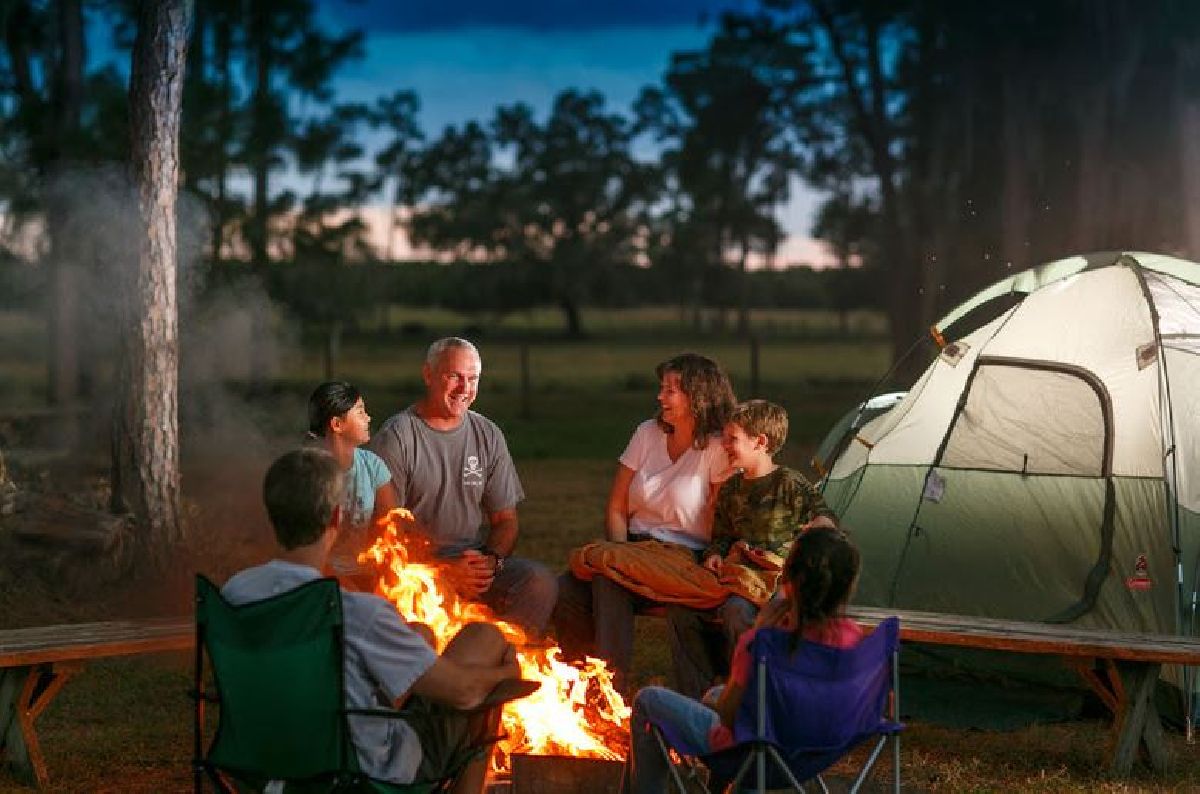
[362,509,631,775]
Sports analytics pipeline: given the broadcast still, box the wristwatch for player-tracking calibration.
[481,546,506,572]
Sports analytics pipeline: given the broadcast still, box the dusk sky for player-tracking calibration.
[315,0,830,265]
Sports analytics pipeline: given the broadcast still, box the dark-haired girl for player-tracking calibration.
[620,527,863,794]
[307,381,398,586]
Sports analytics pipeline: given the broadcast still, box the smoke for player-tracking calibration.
[1,164,309,592]
[179,276,303,574]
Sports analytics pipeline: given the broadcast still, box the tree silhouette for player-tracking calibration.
[409,90,653,335]
[637,12,812,334]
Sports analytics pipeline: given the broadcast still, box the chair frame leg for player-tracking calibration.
[653,723,695,794]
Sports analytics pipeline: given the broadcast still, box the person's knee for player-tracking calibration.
[632,685,673,720]
[517,564,558,604]
[445,621,509,662]
[720,597,757,636]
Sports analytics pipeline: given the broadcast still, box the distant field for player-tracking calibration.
[0,306,893,460]
[366,304,889,338]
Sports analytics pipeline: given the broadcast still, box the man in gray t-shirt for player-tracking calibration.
[369,337,557,635]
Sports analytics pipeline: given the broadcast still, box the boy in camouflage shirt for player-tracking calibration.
[670,399,837,698]
[702,400,836,573]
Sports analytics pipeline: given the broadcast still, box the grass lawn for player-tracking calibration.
[6,457,1198,793]
[0,311,1197,791]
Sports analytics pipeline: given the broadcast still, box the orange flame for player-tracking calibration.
[361,509,630,773]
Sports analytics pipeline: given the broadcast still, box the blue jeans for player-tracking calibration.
[479,557,558,637]
[621,686,718,794]
[667,595,760,699]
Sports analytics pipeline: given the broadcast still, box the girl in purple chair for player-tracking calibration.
[621,525,862,794]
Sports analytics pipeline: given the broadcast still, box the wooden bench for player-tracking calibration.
[0,617,193,788]
[847,605,1200,776]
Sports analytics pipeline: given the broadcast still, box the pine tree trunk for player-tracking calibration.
[116,0,192,568]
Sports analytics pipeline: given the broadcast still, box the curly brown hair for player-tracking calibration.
[654,353,737,449]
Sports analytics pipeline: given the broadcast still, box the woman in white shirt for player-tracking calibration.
[555,353,735,692]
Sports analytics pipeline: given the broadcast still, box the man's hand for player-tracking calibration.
[443,549,496,599]
[703,554,723,574]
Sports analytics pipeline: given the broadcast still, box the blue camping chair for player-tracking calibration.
[652,617,902,794]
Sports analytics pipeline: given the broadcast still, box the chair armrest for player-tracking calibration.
[480,678,540,708]
[345,679,539,721]
[344,706,408,719]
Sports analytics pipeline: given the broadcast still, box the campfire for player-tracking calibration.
[362,508,630,775]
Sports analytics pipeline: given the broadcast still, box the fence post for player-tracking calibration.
[520,342,532,419]
[749,335,760,397]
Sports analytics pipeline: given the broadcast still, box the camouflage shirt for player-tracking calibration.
[705,466,835,559]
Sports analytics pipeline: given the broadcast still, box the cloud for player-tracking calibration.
[320,0,751,33]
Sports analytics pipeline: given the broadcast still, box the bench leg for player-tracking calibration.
[0,662,82,787]
[1110,661,1169,776]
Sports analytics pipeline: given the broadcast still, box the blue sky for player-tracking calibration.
[80,0,826,262]
[316,0,827,264]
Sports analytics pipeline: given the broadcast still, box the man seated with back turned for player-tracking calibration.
[222,448,523,794]
[369,337,557,636]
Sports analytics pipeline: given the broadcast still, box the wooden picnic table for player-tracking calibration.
[0,617,193,788]
[847,605,1200,776]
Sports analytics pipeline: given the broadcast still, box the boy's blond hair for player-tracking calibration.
[730,399,789,455]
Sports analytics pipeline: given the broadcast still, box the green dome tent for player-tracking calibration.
[818,251,1200,718]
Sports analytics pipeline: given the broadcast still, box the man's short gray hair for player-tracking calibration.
[425,337,480,367]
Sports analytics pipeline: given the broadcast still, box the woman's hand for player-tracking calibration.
[604,464,636,542]
[703,554,723,574]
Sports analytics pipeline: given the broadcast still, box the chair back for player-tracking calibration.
[736,617,899,749]
[195,574,356,783]
[713,616,900,787]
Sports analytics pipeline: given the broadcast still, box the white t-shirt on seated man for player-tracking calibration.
[222,448,522,791]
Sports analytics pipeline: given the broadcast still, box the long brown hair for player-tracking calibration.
[654,353,736,449]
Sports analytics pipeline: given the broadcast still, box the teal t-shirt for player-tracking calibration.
[330,448,392,575]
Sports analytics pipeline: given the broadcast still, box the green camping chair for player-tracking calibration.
[193,574,475,793]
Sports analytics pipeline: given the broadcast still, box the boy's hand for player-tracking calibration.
[742,546,783,571]
[703,554,723,574]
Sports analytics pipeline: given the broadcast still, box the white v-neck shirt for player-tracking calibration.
[619,419,729,549]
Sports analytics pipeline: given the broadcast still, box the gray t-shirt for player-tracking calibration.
[221,560,438,784]
[368,406,524,553]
